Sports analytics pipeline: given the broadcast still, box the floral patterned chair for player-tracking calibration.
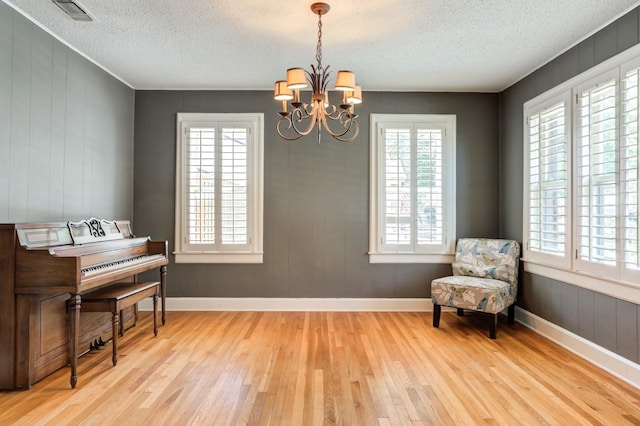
[431,238,520,339]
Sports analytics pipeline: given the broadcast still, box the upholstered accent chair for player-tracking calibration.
[431,238,520,339]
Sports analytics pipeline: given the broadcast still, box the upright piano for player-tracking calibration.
[0,218,168,390]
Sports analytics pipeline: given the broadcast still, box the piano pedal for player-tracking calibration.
[89,338,109,351]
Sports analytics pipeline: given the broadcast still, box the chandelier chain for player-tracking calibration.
[316,12,323,69]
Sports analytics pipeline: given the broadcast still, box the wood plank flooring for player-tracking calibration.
[1,311,640,425]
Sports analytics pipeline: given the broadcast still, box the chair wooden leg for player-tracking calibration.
[489,313,497,339]
[457,308,464,316]
[508,305,515,324]
[433,304,441,328]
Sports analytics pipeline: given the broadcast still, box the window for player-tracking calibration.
[369,114,456,263]
[175,113,263,263]
[524,93,571,268]
[574,73,618,276]
[523,50,640,291]
[569,68,640,283]
[621,63,640,282]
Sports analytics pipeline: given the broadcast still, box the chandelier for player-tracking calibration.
[273,2,361,143]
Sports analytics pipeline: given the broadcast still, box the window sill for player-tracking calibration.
[523,259,640,305]
[174,252,263,264]
[368,253,454,264]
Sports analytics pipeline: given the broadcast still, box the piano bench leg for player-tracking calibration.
[161,265,167,326]
[111,313,119,366]
[153,293,158,337]
[118,309,124,337]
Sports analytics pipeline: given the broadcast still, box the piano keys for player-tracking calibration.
[0,219,168,390]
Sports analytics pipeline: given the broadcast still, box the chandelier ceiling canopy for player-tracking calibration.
[274,3,361,143]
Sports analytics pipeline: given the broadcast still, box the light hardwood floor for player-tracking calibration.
[1,311,640,425]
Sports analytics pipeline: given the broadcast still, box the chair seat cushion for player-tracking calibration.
[431,275,515,314]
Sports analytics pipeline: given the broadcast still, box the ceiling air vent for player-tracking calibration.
[51,0,93,22]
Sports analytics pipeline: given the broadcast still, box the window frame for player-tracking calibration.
[174,113,264,264]
[369,114,456,264]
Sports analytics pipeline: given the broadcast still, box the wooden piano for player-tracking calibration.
[0,218,168,390]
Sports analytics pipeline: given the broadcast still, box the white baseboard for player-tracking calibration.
[515,307,640,390]
[138,297,435,312]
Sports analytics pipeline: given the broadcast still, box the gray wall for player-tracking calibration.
[0,2,135,224]
[134,91,499,298]
[500,7,640,363]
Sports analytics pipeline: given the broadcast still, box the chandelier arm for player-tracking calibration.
[280,104,320,139]
[323,120,359,142]
[303,103,315,116]
[323,104,340,120]
[276,116,304,141]
[320,112,359,142]
[291,105,312,122]
[325,108,354,125]
[297,104,321,135]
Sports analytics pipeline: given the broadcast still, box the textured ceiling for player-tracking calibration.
[4,0,640,92]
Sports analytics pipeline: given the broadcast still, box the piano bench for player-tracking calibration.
[81,281,160,367]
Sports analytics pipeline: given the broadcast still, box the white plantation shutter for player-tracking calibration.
[383,128,412,246]
[526,99,570,266]
[416,129,443,245]
[622,67,640,281]
[575,77,618,272]
[371,114,455,261]
[184,124,251,251]
[175,113,263,263]
[188,128,216,245]
[221,128,248,245]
